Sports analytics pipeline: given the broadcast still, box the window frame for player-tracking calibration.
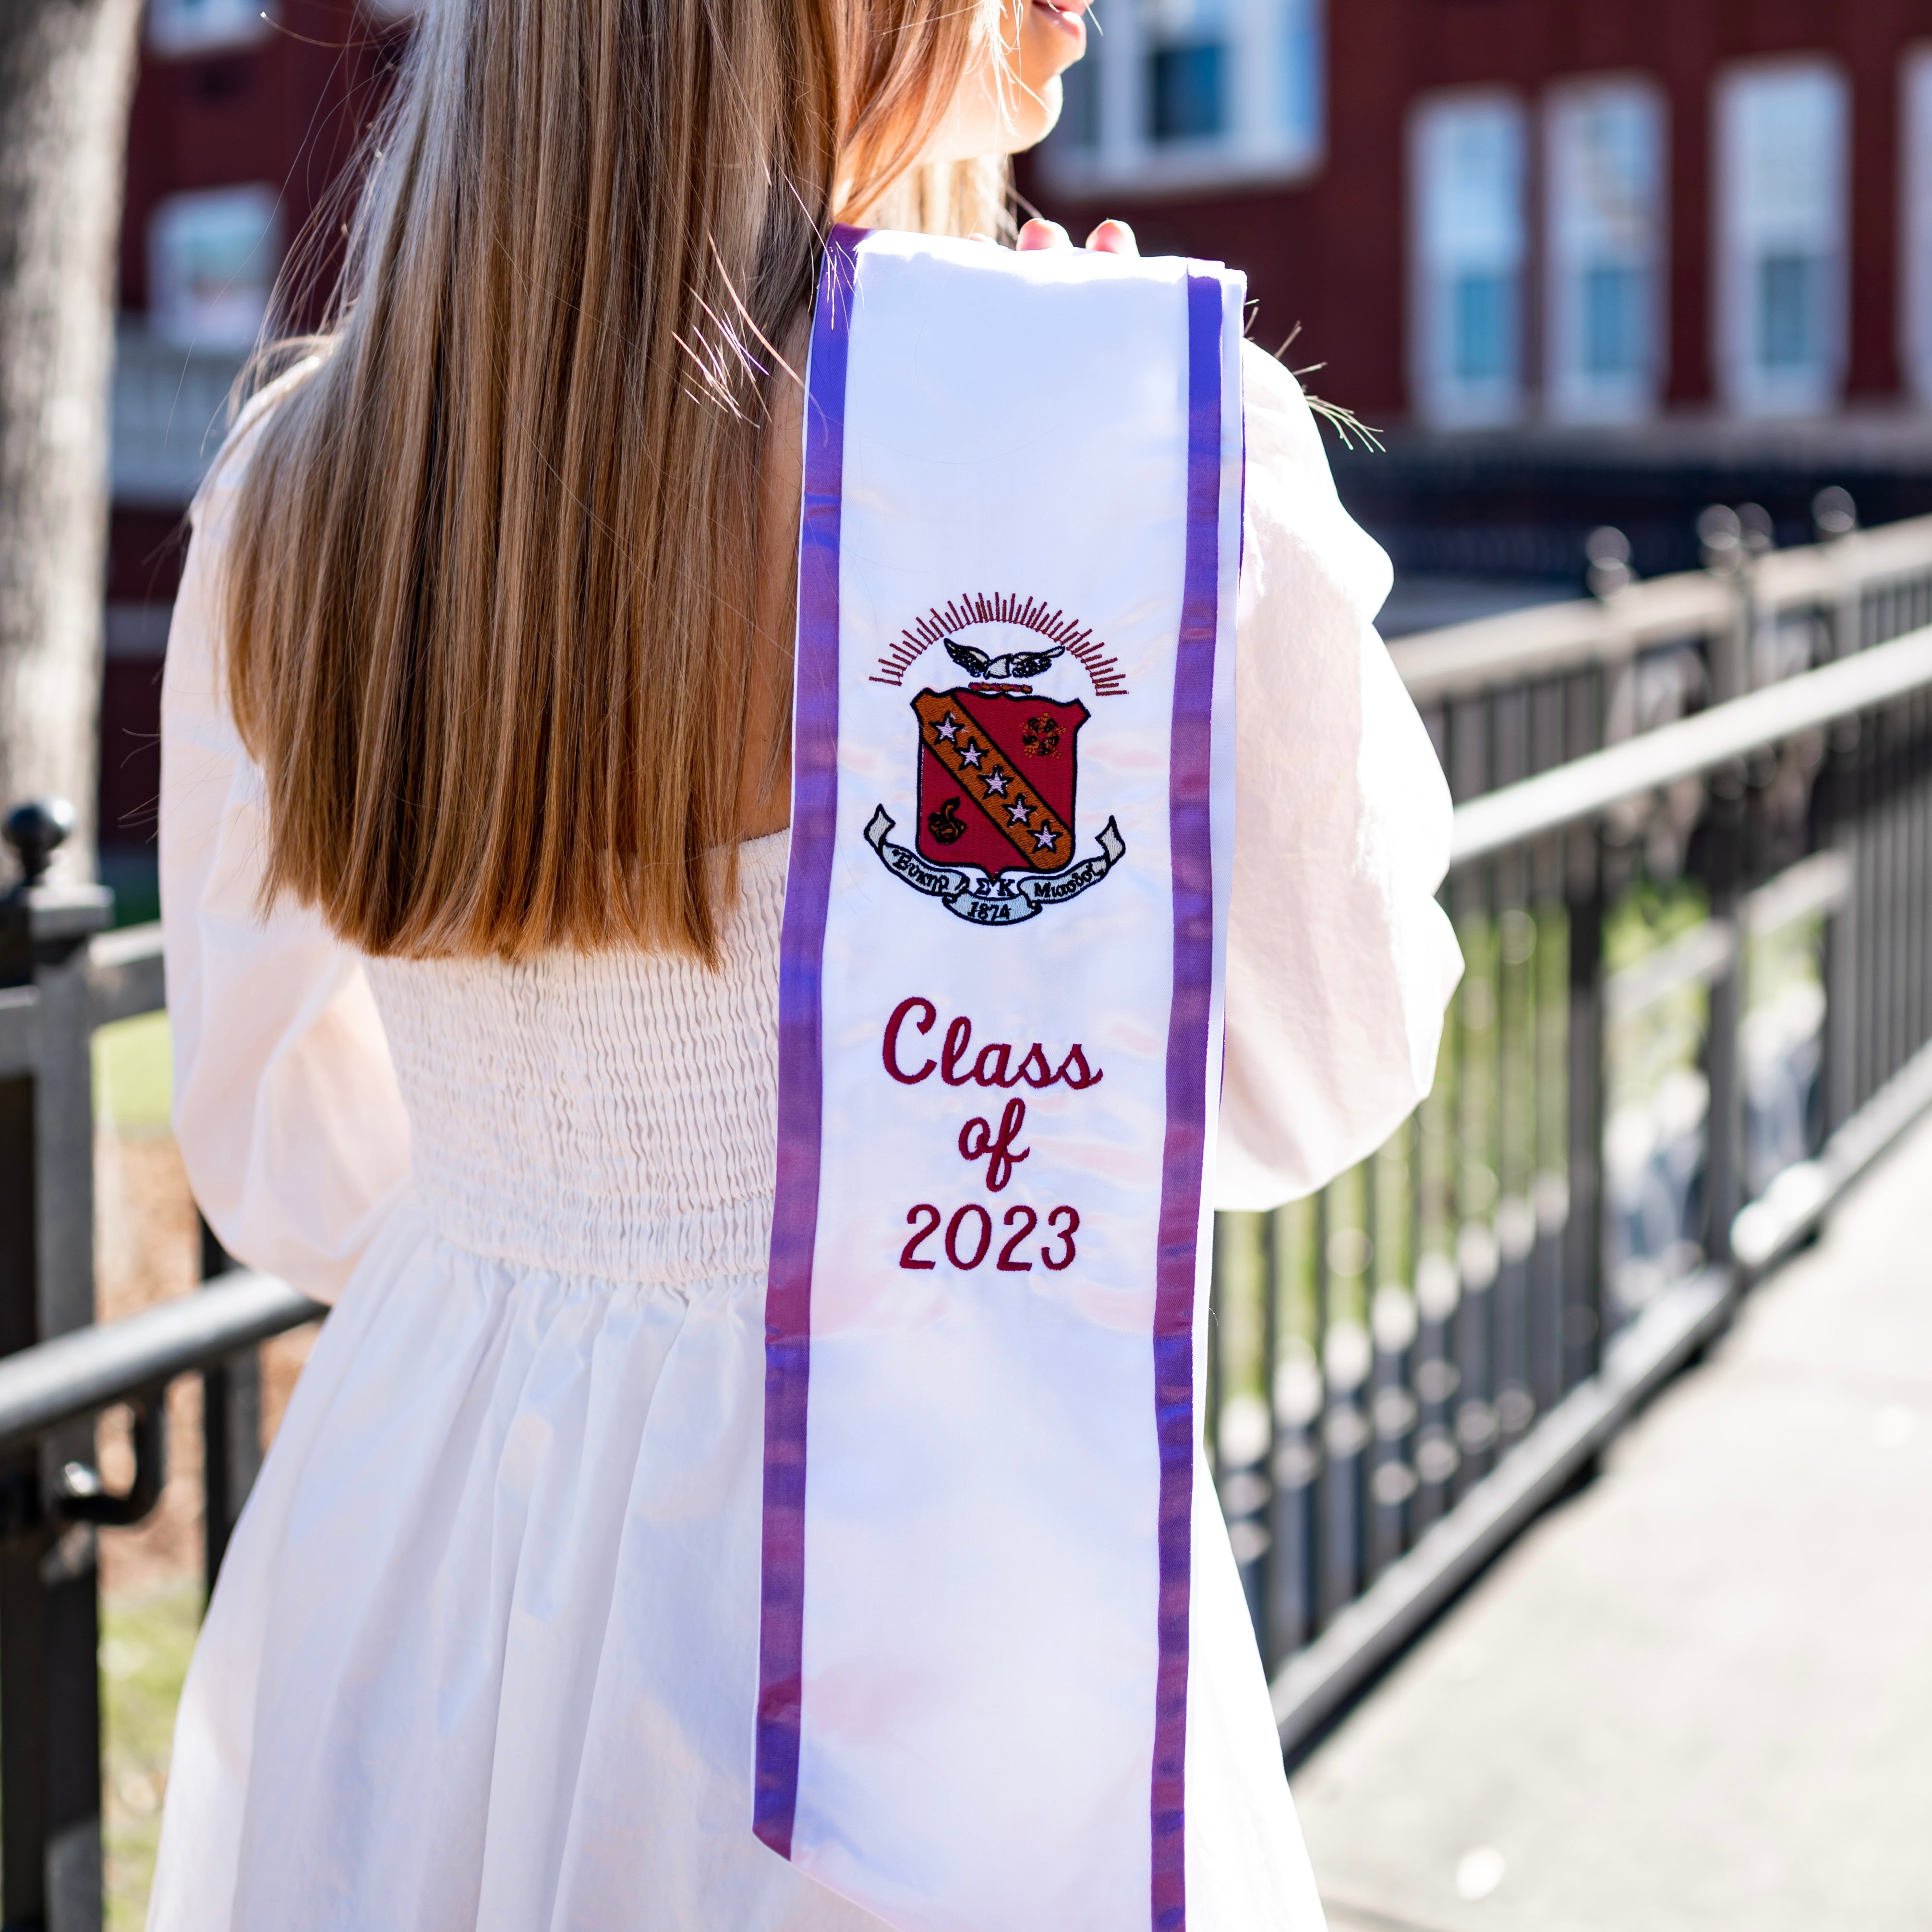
[1036,0,1324,199]
[1900,45,1932,407]
[1542,75,1668,426]
[1712,56,1850,419]
[1409,89,1531,430]
[145,0,275,57]
[146,184,285,354]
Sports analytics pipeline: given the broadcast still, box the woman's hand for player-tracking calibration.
[1015,217,1139,257]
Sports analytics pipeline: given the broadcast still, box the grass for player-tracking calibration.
[92,1006,189,1921]
[100,1584,202,1930]
[95,1013,173,1136]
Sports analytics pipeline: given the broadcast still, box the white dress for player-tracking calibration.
[150,342,1461,1932]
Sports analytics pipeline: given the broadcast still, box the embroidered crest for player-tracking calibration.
[866,637,1125,926]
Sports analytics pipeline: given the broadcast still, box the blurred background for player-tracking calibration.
[0,1,1927,1928]
[93,2,1932,891]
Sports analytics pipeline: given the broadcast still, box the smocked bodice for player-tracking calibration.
[362,832,787,1286]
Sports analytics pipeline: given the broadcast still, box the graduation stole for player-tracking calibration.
[757,226,1244,1932]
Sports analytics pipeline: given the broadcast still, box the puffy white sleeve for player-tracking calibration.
[1215,344,1464,1211]
[160,411,412,1302]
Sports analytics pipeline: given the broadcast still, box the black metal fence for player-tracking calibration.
[1,517,1932,1924]
[0,804,319,1932]
[1217,624,1932,1758]
[1389,500,1932,804]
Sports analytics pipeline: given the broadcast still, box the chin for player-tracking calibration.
[1010,75,1063,152]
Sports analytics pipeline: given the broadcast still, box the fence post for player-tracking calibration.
[1702,762,1749,1267]
[199,1223,262,1591]
[1561,826,1607,1389]
[1819,720,1864,1135]
[1698,506,1750,704]
[0,801,113,1932]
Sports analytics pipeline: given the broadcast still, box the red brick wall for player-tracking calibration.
[1020,0,1932,422]
[120,4,406,331]
[106,7,404,855]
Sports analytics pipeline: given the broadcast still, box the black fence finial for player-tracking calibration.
[2,797,74,889]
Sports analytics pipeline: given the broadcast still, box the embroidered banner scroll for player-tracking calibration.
[757,226,1244,1932]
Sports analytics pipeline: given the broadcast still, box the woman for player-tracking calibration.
[153,0,1460,1922]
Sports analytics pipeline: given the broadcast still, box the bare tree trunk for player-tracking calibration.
[0,0,142,884]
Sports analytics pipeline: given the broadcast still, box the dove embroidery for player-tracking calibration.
[944,639,1068,683]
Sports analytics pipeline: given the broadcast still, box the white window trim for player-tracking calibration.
[146,0,275,57]
[1713,55,1850,420]
[147,183,284,354]
[1900,45,1932,407]
[1037,0,1323,199]
[1409,89,1529,431]
[1542,75,1668,427]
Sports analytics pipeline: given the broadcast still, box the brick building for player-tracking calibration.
[1023,0,1932,616]
[103,0,1932,868]
[101,0,400,887]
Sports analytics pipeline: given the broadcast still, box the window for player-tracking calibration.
[146,0,273,55]
[1148,37,1228,144]
[147,186,282,352]
[1545,80,1666,423]
[1411,94,1528,427]
[1038,0,1322,195]
[1715,61,1848,417]
[1901,47,1932,405]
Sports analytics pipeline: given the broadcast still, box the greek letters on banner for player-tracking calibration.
[757,227,1244,1932]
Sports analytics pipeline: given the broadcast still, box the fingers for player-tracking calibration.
[1017,217,1073,252]
[1016,216,1139,255]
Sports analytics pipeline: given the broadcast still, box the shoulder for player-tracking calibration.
[1240,339,1329,482]
[189,351,327,538]
[1235,340,1392,625]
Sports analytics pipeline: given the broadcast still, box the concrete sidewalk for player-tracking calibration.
[1292,1112,1932,1932]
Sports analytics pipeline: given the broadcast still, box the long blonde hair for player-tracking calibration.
[220,0,1010,960]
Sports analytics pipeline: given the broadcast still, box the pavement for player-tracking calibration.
[1292,1110,1932,1932]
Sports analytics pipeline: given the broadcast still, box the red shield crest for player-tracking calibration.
[912,688,1090,876]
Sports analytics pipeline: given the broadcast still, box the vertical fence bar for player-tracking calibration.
[0,844,113,1932]
[1205,1230,1223,1486]
[1909,693,1928,1059]
[1315,1188,1353,1629]
[200,1222,263,1593]
[1897,698,1919,1066]
[1451,868,1498,1497]
[1703,762,1747,1266]
[0,1026,41,1932]
[1918,694,1932,1063]
[1854,710,1879,1112]
[1266,1202,1317,1664]
[1364,1123,1415,1581]
[1821,720,1862,1138]
[1563,828,1607,1389]
[1495,849,1534,1449]
[1412,924,1459,1531]
[1530,838,1569,1418]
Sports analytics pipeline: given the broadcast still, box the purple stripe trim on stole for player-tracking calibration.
[754,223,864,1862]
[1150,269,1228,1932]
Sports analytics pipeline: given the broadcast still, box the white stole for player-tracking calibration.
[757,226,1245,1932]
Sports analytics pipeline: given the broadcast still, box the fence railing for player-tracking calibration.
[1390,498,1932,803]
[1219,620,1932,1759]
[1,509,1932,1923]
[0,802,321,1932]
